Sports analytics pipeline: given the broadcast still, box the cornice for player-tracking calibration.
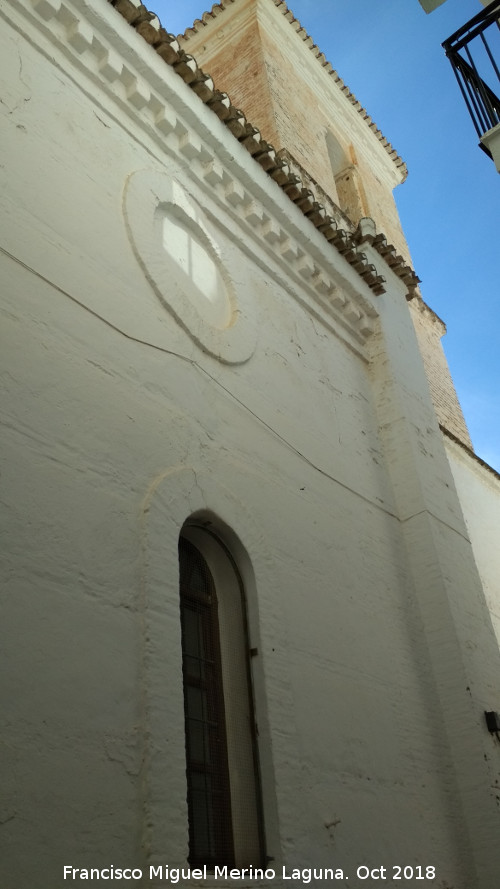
[15,0,420,354]
[106,0,420,298]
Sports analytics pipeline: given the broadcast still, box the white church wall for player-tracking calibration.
[445,437,500,645]
[2,2,500,888]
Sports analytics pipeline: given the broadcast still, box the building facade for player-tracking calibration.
[418,1,491,12]
[1,1,500,888]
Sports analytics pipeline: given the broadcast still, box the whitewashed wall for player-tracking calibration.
[2,2,500,888]
[445,437,500,645]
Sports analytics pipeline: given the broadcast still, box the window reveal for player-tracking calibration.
[179,529,264,869]
[179,538,234,866]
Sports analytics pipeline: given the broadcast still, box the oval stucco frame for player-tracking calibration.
[123,170,257,364]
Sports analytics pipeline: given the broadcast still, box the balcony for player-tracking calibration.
[442,0,500,169]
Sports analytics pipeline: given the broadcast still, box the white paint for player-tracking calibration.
[123,169,254,362]
[419,0,447,12]
[161,212,231,329]
[2,1,500,887]
[445,436,500,644]
[481,122,500,173]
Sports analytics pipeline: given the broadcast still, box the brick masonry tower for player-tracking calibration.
[180,0,409,255]
[180,0,473,449]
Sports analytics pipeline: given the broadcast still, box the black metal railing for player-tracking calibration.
[443,0,500,157]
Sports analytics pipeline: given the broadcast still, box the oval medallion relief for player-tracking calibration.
[123,170,256,363]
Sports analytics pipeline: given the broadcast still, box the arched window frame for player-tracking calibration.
[325,130,368,224]
[179,524,265,869]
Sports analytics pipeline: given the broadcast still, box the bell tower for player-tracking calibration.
[180,0,410,260]
[181,0,473,451]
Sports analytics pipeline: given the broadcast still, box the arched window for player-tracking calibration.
[325,130,367,224]
[179,526,264,868]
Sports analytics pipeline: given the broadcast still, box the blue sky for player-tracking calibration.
[154,0,499,469]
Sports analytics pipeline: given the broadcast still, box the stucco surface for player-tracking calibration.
[2,2,500,888]
[445,438,500,646]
